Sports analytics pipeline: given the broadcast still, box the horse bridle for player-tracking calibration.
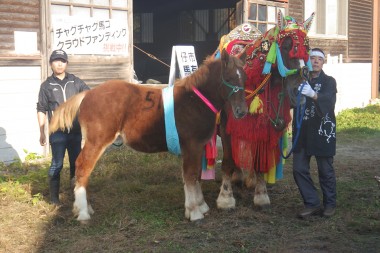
[221,76,245,98]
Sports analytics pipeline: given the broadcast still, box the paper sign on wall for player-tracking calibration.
[168,46,198,86]
[52,15,129,55]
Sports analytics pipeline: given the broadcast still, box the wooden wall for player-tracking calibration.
[288,0,304,21]
[0,0,40,54]
[0,0,41,68]
[348,0,373,62]
[67,56,133,88]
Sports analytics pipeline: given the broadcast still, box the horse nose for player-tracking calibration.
[235,106,248,119]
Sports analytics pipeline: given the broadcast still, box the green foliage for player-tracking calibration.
[0,180,29,201]
[23,149,43,161]
[337,104,380,136]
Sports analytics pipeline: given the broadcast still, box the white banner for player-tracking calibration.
[168,46,198,86]
[52,15,129,55]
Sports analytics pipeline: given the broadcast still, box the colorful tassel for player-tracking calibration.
[262,42,277,74]
[249,95,263,114]
[306,56,313,71]
[262,61,272,75]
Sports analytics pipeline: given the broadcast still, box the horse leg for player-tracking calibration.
[253,171,271,207]
[216,114,237,209]
[232,167,244,187]
[73,141,107,222]
[182,146,209,221]
[195,180,210,214]
[184,180,210,221]
[245,170,258,189]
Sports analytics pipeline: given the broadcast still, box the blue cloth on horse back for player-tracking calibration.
[162,86,181,155]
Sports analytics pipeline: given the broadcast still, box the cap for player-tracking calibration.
[49,49,68,63]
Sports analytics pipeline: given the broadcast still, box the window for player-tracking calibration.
[304,0,347,38]
[247,1,286,34]
[51,0,128,19]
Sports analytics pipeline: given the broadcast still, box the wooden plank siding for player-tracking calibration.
[348,0,373,62]
[67,57,132,88]
[288,0,304,21]
[0,0,40,54]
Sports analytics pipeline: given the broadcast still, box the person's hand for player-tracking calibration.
[39,132,47,146]
[298,82,316,98]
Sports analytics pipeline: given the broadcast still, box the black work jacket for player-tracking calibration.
[36,73,90,132]
[293,70,337,157]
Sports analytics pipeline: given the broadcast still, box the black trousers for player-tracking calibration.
[48,131,82,180]
[293,148,336,208]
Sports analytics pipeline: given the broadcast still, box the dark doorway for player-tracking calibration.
[133,0,239,83]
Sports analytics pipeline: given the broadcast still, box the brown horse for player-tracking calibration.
[216,13,315,210]
[49,50,247,222]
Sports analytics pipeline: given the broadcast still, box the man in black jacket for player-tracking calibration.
[293,48,337,218]
[37,49,90,205]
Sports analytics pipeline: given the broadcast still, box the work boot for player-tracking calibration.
[323,207,336,217]
[49,176,61,205]
[297,206,321,219]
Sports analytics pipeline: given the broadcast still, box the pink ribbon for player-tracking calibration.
[192,86,218,114]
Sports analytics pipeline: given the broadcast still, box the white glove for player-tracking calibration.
[298,82,316,98]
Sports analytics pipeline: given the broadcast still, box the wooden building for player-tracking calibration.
[134,0,379,97]
[0,0,378,163]
[0,0,133,163]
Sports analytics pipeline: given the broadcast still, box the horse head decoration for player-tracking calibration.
[267,12,315,106]
[216,12,315,210]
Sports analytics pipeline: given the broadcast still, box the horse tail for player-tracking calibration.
[49,91,89,134]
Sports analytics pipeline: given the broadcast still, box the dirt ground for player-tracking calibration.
[1,134,380,253]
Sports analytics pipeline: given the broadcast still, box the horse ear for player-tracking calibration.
[238,51,247,65]
[221,49,230,68]
[277,10,286,30]
[302,12,315,33]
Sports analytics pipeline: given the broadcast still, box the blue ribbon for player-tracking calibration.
[162,86,181,155]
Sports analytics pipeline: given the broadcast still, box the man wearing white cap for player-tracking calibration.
[292,48,337,218]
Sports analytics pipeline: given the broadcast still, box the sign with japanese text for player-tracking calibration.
[52,15,129,55]
[168,46,198,86]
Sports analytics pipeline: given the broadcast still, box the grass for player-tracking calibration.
[337,104,380,137]
[1,104,380,252]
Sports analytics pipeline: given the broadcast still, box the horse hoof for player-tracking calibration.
[186,207,205,221]
[216,196,236,210]
[199,202,210,214]
[190,212,204,221]
[77,211,91,222]
[253,194,271,207]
